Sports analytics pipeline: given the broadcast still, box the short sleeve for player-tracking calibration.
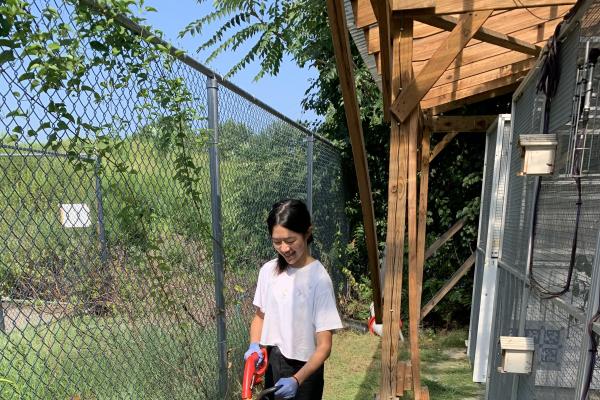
[313,274,343,332]
[253,262,271,313]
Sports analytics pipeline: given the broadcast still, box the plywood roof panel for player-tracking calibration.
[348,0,577,113]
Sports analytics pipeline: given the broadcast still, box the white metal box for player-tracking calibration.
[498,336,534,374]
[518,134,558,175]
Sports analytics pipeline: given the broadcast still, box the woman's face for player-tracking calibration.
[271,224,310,267]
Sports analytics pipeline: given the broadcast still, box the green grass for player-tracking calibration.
[324,329,483,400]
[0,314,249,400]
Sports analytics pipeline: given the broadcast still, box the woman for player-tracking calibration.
[244,199,343,400]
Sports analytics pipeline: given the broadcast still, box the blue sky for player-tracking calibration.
[140,0,320,123]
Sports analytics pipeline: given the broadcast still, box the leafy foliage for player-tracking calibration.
[181,0,515,326]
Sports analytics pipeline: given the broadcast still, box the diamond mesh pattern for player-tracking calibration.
[0,1,349,399]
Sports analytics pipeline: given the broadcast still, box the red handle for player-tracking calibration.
[241,348,268,399]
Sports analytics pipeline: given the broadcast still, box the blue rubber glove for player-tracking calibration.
[243,342,263,365]
[274,376,299,399]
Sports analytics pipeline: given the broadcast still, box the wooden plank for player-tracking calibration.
[391,0,435,11]
[412,17,561,63]
[424,58,536,100]
[428,50,533,88]
[404,362,413,391]
[424,217,466,259]
[415,14,541,55]
[391,10,492,122]
[420,253,476,319]
[431,115,496,133]
[380,17,412,400]
[392,0,577,14]
[396,362,406,396]
[421,386,430,400]
[370,0,392,121]
[326,0,382,321]
[429,131,459,162]
[421,69,528,110]
[354,0,376,28]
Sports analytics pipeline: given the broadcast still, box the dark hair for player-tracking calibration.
[267,199,313,273]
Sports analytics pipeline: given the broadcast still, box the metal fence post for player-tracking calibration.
[306,133,314,215]
[207,76,228,398]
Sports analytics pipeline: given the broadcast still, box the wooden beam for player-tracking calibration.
[353,0,376,29]
[431,115,496,133]
[415,14,541,55]
[326,0,382,321]
[393,0,577,14]
[391,10,492,123]
[429,131,459,162]
[391,0,435,11]
[429,50,534,88]
[421,69,528,110]
[424,217,467,260]
[412,17,561,64]
[424,58,535,101]
[380,17,411,400]
[433,83,520,114]
[412,122,431,396]
[407,78,423,400]
[370,0,392,121]
[420,253,476,319]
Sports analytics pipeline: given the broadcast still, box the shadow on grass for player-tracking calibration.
[351,337,482,400]
[354,344,381,400]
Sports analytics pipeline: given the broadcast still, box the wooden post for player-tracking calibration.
[326,0,383,321]
[379,19,409,400]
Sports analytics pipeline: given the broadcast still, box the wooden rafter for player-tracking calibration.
[325,0,382,321]
[430,81,520,114]
[412,16,561,63]
[429,131,459,161]
[421,69,528,110]
[431,115,496,133]
[428,50,533,88]
[392,0,577,15]
[370,0,392,121]
[424,58,536,100]
[391,10,492,122]
[415,14,541,55]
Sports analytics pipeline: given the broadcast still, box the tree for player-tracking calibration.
[181,0,503,326]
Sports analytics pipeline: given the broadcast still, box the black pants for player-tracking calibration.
[264,346,324,400]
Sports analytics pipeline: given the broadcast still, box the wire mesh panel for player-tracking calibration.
[312,138,349,289]
[485,266,524,400]
[516,294,585,400]
[0,1,349,399]
[529,176,600,310]
[484,10,600,398]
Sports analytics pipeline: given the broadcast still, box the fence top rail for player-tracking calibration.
[79,0,338,150]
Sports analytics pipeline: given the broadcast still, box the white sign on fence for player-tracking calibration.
[59,203,91,228]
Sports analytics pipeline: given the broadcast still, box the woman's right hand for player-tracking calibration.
[244,342,264,364]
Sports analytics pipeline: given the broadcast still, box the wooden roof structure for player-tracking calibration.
[325,1,582,399]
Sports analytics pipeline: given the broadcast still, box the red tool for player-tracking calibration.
[242,348,271,400]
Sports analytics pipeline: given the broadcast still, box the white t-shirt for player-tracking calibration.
[253,258,343,362]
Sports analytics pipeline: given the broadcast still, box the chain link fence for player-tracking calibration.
[0,1,349,398]
[472,6,600,398]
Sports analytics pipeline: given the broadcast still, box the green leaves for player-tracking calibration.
[0,49,14,64]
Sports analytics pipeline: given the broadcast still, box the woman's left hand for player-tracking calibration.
[274,376,299,399]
